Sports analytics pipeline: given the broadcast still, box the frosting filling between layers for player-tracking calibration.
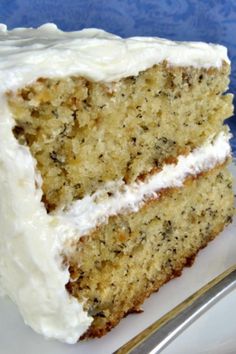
[57,130,232,239]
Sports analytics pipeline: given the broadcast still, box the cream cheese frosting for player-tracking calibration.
[57,131,232,239]
[0,23,230,92]
[0,95,93,343]
[0,24,232,344]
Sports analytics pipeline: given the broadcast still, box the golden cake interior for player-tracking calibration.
[65,165,234,338]
[8,61,234,339]
[8,62,233,211]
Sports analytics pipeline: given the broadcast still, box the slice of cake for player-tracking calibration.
[0,24,234,343]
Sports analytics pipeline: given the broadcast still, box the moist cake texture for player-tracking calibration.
[67,164,233,338]
[0,24,234,344]
[9,63,232,210]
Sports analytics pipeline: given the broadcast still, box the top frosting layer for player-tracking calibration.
[0,23,229,91]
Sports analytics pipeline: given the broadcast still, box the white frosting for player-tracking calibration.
[0,23,229,92]
[0,95,92,343]
[58,131,231,238]
[0,23,231,344]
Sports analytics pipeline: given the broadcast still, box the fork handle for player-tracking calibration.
[114,265,236,354]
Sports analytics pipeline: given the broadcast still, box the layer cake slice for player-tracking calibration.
[0,24,234,343]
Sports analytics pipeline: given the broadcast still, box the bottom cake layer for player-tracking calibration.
[66,164,234,339]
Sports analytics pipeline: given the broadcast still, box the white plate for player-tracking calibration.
[1,164,236,354]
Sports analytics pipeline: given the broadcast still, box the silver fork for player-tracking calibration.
[114,264,236,354]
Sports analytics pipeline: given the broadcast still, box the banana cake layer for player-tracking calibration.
[8,62,232,210]
[66,163,233,338]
